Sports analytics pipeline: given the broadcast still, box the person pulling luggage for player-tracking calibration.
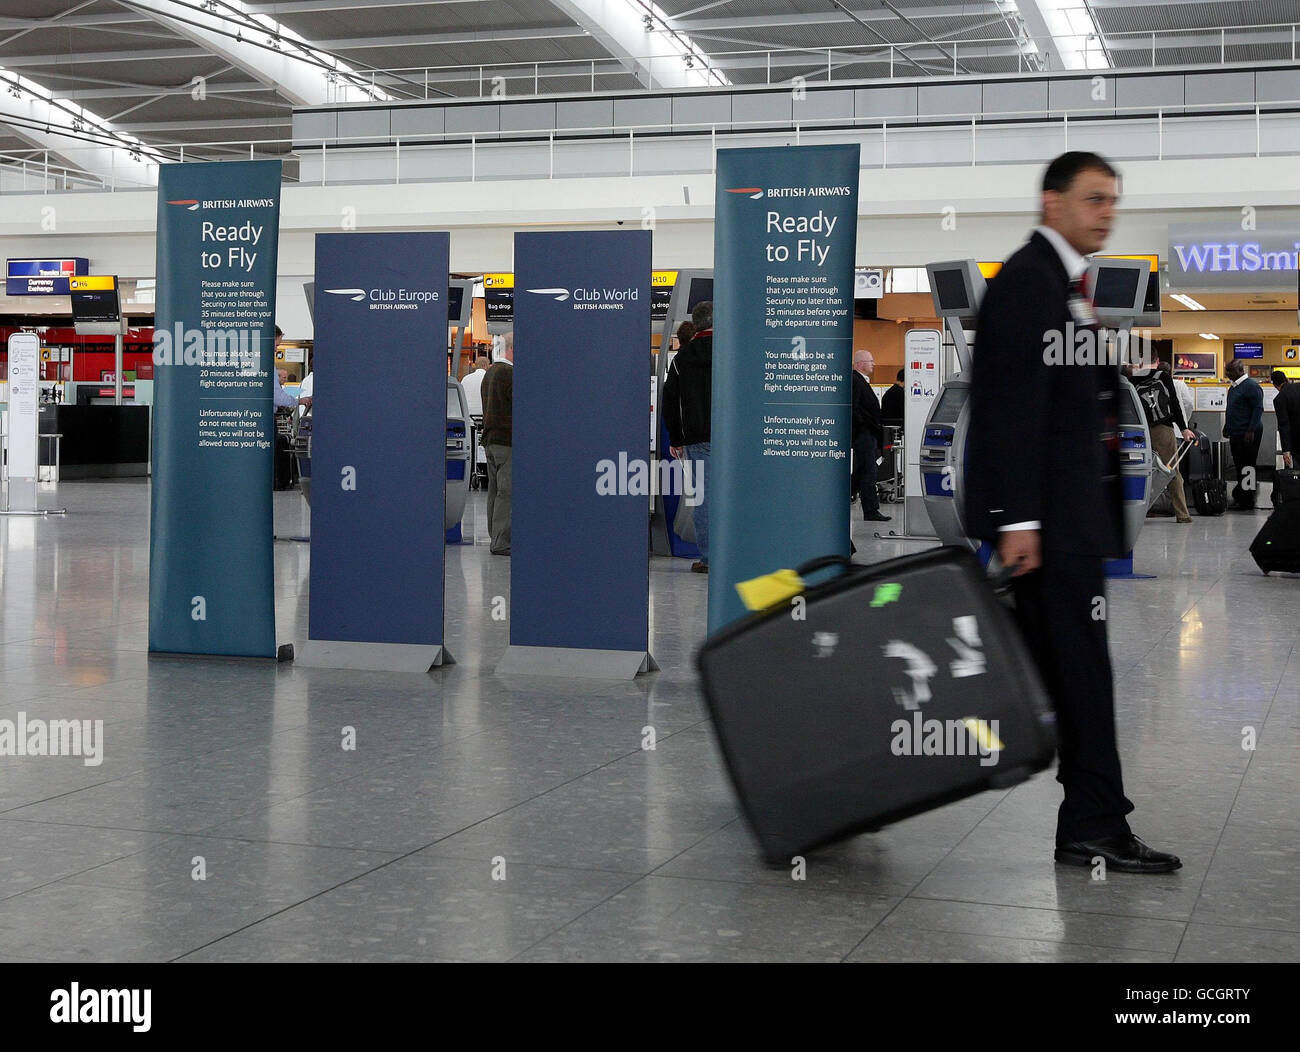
[964,151,1181,874]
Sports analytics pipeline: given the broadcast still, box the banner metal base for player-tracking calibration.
[298,640,454,672]
[496,645,659,680]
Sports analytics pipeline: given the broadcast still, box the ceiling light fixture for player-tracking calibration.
[1199,333,1220,340]
[1172,294,1206,311]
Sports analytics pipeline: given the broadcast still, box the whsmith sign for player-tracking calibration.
[1168,225,1300,290]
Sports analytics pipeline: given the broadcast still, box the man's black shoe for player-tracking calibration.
[863,511,891,522]
[1054,834,1182,873]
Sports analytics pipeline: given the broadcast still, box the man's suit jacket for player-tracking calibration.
[1275,381,1300,454]
[964,230,1125,558]
[851,369,883,444]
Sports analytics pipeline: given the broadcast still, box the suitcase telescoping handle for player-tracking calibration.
[793,554,861,579]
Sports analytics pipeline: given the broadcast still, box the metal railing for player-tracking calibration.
[312,22,1300,100]
[4,95,1300,193]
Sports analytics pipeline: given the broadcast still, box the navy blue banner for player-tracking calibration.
[511,230,652,654]
[309,232,450,647]
[710,145,860,632]
[149,160,281,657]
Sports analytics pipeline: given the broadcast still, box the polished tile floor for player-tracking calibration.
[0,479,1296,962]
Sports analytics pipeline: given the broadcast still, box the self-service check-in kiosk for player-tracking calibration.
[446,376,470,542]
[1088,257,1157,575]
[919,259,985,551]
[919,255,1159,575]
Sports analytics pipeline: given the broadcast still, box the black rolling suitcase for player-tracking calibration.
[1190,437,1228,516]
[1251,503,1300,574]
[1273,468,1300,506]
[696,546,1057,863]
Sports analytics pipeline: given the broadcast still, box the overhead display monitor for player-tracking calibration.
[69,275,124,335]
[925,260,986,321]
[1232,341,1264,359]
[651,270,677,333]
[483,272,514,335]
[1133,267,1162,327]
[1174,350,1218,376]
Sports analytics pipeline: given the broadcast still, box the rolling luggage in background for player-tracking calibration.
[696,547,1057,863]
[1184,433,1218,481]
[1273,468,1300,506]
[1190,437,1228,517]
[1251,503,1300,574]
[1194,478,1228,516]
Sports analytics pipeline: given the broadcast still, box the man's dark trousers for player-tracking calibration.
[851,433,881,516]
[1230,433,1263,508]
[1011,550,1135,844]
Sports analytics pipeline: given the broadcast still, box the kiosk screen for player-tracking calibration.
[448,285,465,324]
[1094,268,1141,310]
[930,385,968,424]
[932,269,970,311]
[687,278,714,311]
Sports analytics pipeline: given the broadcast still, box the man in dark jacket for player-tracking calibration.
[880,369,905,429]
[964,150,1180,874]
[1224,359,1264,510]
[664,301,713,572]
[480,332,514,554]
[1271,370,1300,474]
[850,350,889,522]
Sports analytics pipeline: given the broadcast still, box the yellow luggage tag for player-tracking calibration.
[961,717,1005,752]
[735,569,804,611]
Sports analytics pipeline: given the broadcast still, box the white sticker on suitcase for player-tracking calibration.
[882,641,938,711]
[946,616,986,678]
[884,616,986,711]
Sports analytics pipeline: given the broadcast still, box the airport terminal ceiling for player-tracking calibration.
[3,0,1300,181]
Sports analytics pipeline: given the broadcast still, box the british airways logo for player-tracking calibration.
[725,187,764,199]
[167,199,200,211]
[525,287,570,301]
[324,287,367,301]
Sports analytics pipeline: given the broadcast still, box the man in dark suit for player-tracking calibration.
[850,349,889,522]
[1272,370,1300,506]
[1272,371,1299,468]
[964,151,1181,874]
[1224,360,1264,510]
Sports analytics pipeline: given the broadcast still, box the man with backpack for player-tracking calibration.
[1133,360,1196,523]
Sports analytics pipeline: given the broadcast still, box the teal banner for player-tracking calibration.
[149,160,282,657]
[710,144,860,631]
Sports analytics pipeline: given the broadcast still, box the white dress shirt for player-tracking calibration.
[461,366,487,418]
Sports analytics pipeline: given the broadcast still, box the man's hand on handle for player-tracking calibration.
[998,529,1042,578]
